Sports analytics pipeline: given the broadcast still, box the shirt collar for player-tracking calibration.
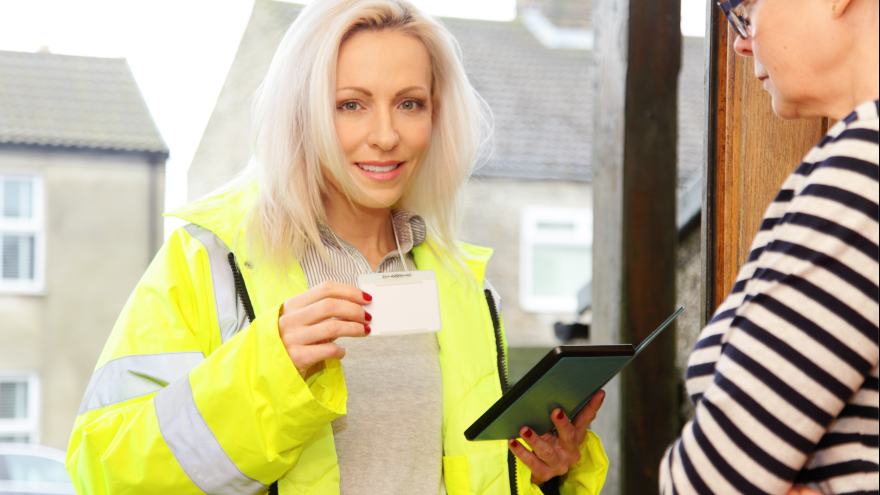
[318,210,426,255]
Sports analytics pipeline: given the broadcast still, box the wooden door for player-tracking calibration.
[701,6,831,322]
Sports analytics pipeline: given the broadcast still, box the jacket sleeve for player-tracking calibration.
[511,431,609,495]
[65,227,346,495]
[558,431,609,495]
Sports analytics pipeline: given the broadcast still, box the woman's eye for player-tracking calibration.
[400,100,421,111]
[340,102,360,111]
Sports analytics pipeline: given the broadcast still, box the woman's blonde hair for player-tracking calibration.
[219,0,491,272]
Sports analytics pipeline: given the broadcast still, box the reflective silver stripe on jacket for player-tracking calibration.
[154,375,266,495]
[77,352,205,414]
[184,224,250,343]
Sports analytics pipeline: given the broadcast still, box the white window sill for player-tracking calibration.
[520,295,578,314]
[0,284,47,296]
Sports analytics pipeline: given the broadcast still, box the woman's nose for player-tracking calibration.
[367,112,400,151]
[733,34,753,57]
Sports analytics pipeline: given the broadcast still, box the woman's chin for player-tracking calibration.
[767,84,828,121]
[770,94,801,120]
[770,97,827,121]
[349,191,405,210]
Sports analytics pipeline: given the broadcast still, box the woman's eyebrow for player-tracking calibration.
[337,86,372,96]
[395,85,428,96]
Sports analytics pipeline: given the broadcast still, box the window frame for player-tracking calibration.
[0,172,45,295]
[519,206,593,313]
[0,371,41,444]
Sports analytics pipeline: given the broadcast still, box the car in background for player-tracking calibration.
[0,444,75,495]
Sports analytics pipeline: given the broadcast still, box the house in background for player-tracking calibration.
[188,0,705,357]
[0,49,167,449]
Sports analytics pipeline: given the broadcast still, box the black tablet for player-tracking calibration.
[465,307,684,441]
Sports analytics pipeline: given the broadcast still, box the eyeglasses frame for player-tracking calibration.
[718,0,752,39]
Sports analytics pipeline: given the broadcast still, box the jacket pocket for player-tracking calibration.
[443,455,470,495]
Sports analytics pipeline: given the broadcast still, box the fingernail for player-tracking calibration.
[523,429,533,439]
[363,292,373,301]
[365,311,372,321]
[508,439,518,448]
[364,324,371,335]
[556,410,565,421]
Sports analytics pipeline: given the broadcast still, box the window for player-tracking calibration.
[520,207,592,313]
[0,174,44,294]
[0,373,40,444]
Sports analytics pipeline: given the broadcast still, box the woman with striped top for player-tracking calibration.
[660,0,878,494]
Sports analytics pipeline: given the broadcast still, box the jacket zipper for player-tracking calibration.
[485,289,518,495]
[227,252,256,323]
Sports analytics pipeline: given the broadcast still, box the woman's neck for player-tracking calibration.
[828,1,879,119]
[323,188,397,272]
[835,44,879,119]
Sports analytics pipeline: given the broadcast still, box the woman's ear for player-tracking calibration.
[828,0,854,19]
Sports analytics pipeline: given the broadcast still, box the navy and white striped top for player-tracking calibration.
[660,100,880,495]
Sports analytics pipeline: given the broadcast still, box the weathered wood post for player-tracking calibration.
[591,0,681,492]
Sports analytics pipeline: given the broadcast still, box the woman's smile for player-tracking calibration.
[353,160,406,181]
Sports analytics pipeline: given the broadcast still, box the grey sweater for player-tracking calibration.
[300,211,443,494]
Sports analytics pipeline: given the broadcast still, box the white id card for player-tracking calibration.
[357,270,442,336]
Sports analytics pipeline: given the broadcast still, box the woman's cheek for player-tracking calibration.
[335,120,362,157]
[408,118,433,158]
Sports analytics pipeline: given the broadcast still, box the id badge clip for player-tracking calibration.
[357,270,442,336]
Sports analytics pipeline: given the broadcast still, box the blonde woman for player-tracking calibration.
[65,1,609,493]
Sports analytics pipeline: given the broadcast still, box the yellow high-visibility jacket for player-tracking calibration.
[65,187,608,495]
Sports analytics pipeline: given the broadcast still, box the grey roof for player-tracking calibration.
[189,0,704,197]
[445,17,594,180]
[0,50,168,159]
[450,19,704,183]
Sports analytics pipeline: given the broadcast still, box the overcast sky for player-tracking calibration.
[0,0,707,237]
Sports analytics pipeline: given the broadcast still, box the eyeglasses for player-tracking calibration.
[718,0,752,39]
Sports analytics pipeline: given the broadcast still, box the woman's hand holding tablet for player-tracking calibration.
[508,391,606,484]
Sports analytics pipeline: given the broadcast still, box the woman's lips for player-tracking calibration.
[354,161,405,181]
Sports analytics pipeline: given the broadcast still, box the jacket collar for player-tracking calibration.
[168,184,493,290]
